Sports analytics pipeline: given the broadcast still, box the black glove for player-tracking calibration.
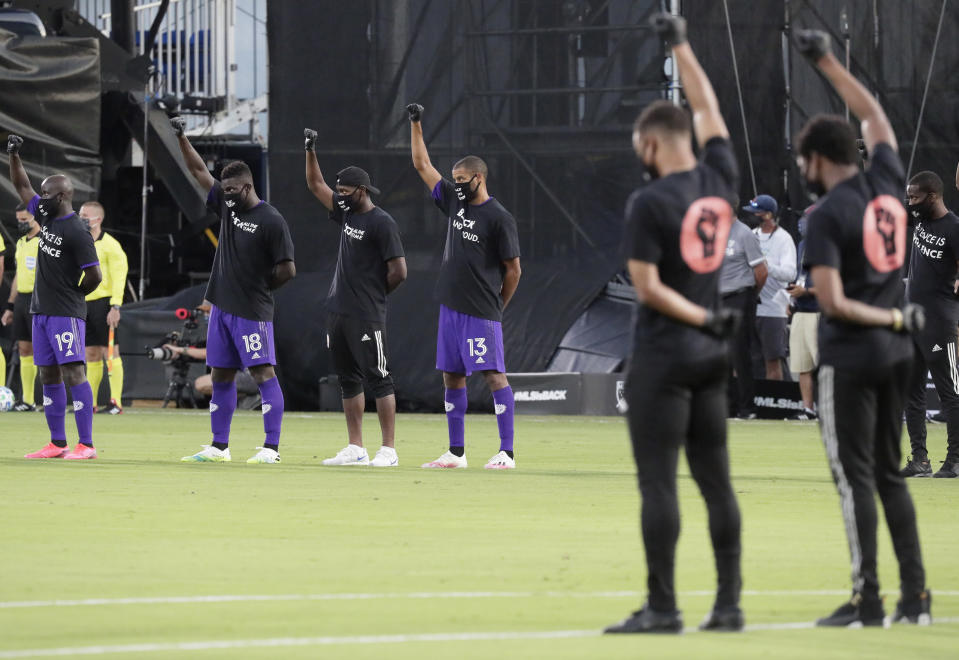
[170,117,186,137]
[795,29,831,62]
[6,134,23,155]
[406,103,424,123]
[304,128,317,151]
[702,308,742,339]
[900,303,925,334]
[649,12,687,48]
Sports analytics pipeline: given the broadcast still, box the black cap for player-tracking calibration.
[336,166,380,195]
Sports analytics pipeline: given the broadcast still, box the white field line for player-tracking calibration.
[2,590,958,609]
[2,620,959,658]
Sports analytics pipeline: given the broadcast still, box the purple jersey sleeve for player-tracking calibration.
[26,194,40,216]
[431,179,455,216]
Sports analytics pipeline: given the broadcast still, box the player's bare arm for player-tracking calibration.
[811,265,921,331]
[79,264,103,296]
[0,273,15,326]
[753,262,768,290]
[501,258,521,309]
[171,117,215,192]
[7,135,38,204]
[629,259,738,338]
[304,128,334,210]
[407,103,443,190]
[270,260,296,290]
[652,14,729,147]
[386,256,407,294]
[796,30,896,153]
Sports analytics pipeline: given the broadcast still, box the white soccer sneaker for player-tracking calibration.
[322,444,370,466]
[370,446,399,467]
[246,447,281,464]
[484,451,515,470]
[421,450,467,469]
[181,445,231,462]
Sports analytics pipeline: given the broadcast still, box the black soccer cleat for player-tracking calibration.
[604,605,683,634]
[816,593,886,628]
[900,457,932,478]
[12,400,37,412]
[888,589,932,626]
[932,460,959,478]
[698,605,745,632]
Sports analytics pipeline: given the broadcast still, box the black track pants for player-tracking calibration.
[722,289,757,414]
[818,361,926,601]
[625,355,742,613]
[904,320,959,461]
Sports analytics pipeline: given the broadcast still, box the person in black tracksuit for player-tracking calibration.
[901,171,959,478]
[795,30,931,627]
[604,14,744,635]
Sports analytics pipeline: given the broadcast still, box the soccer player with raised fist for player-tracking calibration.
[173,118,296,464]
[604,12,744,635]
[8,135,103,460]
[407,102,522,470]
[795,29,931,627]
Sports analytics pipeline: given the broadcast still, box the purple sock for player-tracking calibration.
[492,386,515,453]
[210,380,237,447]
[70,382,95,447]
[258,377,284,449]
[445,387,467,448]
[43,384,67,447]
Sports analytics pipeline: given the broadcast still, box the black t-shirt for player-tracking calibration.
[803,143,911,369]
[431,179,521,321]
[326,204,405,324]
[625,137,739,363]
[27,195,99,319]
[204,182,295,322]
[906,210,959,323]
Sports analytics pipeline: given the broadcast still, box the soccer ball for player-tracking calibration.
[0,386,14,412]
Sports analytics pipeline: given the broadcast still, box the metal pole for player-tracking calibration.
[840,6,849,121]
[138,83,151,301]
[905,0,948,180]
[668,0,681,105]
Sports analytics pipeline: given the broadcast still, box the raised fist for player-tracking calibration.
[304,128,317,151]
[6,134,23,155]
[795,29,831,62]
[170,117,186,137]
[406,103,424,123]
[649,13,687,48]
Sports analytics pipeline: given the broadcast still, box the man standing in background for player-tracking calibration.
[1,203,41,411]
[720,216,767,418]
[79,201,128,415]
[747,195,796,380]
[787,206,820,420]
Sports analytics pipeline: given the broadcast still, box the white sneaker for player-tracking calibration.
[246,447,281,464]
[322,444,370,466]
[421,450,467,469]
[181,445,231,462]
[484,450,515,470]
[370,446,399,467]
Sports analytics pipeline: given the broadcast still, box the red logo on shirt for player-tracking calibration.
[679,197,733,273]
[862,194,906,273]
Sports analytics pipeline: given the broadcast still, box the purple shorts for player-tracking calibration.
[435,304,506,376]
[206,304,276,369]
[32,315,86,366]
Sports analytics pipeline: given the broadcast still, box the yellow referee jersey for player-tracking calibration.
[86,231,129,304]
[14,234,41,293]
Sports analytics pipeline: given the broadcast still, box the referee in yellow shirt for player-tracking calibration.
[79,201,128,414]
[1,203,41,410]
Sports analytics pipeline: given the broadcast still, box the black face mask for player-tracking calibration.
[741,212,760,229]
[17,221,32,235]
[334,188,360,213]
[37,194,61,219]
[224,185,249,210]
[454,175,478,202]
[906,199,934,222]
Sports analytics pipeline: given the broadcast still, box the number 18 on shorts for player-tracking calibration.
[435,304,506,375]
[206,304,277,368]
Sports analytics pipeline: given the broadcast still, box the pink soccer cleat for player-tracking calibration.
[64,444,98,460]
[421,450,467,469]
[25,442,69,459]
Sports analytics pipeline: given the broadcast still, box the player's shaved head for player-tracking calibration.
[634,101,691,138]
[81,200,106,218]
[452,155,488,178]
[41,174,74,198]
[221,160,254,184]
[909,171,943,197]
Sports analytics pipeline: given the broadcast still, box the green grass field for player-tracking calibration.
[1,410,957,659]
